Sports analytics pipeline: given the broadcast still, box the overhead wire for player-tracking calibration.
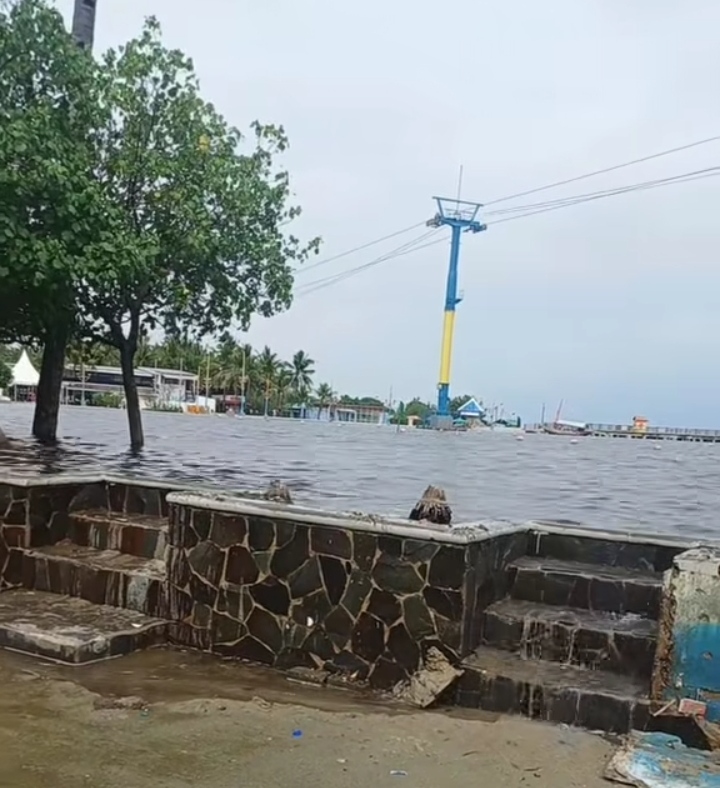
[483,133,720,206]
[486,167,720,226]
[293,165,720,298]
[296,221,427,275]
[289,133,720,297]
[294,229,443,298]
[484,167,720,217]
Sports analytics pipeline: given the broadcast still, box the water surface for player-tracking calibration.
[1,403,718,537]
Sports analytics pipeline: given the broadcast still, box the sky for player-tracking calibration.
[56,0,720,426]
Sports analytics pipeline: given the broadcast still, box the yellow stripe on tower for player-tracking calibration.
[439,310,456,385]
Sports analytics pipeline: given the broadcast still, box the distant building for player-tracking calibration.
[7,350,39,401]
[61,365,199,408]
[289,401,391,424]
[455,397,486,422]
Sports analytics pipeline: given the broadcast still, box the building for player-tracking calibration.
[61,365,199,409]
[289,401,391,424]
[455,397,486,422]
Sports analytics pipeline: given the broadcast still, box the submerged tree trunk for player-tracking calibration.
[120,342,144,451]
[408,485,452,526]
[32,324,69,444]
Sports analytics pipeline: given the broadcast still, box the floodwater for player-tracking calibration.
[1,403,719,537]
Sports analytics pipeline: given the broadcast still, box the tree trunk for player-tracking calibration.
[120,342,144,451]
[32,324,69,444]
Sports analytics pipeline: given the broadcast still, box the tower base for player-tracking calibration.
[428,415,455,431]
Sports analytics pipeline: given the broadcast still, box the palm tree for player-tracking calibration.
[315,382,335,420]
[274,366,294,414]
[215,343,252,411]
[256,345,280,416]
[290,350,315,416]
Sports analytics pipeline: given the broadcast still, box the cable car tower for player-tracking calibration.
[427,195,486,426]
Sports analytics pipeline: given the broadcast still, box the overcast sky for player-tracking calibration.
[56,0,720,426]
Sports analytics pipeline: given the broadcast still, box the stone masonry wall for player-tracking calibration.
[0,479,177,590]
[167,502,483,688]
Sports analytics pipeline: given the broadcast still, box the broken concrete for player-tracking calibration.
[395,646,463,708]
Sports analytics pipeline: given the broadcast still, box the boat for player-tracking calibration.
[540,400,589,436]
[542,419,590,436]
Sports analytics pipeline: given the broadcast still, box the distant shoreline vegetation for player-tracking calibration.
[0,340,439,423]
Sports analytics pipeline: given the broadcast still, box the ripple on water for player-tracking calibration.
[2,403,720,536]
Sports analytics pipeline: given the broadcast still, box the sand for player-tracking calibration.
[0,647,615,788]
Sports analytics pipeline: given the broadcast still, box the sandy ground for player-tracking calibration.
[0,647,614,788]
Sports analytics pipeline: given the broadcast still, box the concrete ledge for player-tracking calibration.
[166,491,503,544]
[0,471,710,549]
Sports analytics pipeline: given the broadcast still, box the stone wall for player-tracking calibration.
[165,496,513,688]
[0,477,181,590]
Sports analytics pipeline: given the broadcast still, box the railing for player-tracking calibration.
[587,423,720,437]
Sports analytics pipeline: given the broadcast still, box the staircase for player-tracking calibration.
[0,508,169,664]
[457,552,663,733]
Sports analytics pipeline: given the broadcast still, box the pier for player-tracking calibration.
[587,423,720,443]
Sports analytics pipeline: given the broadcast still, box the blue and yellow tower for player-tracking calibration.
[428,197,487,423]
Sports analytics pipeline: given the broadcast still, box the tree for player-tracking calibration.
[76,18,319,449]
[289,350,315,401]
[274,366,294,413]
[0,0,109,443]
[0,360,11,391]
[315,382,335,418]
[256,346,279,416]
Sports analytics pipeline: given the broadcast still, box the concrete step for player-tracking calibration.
[68,509,167,560]
[481,598,657,679]
[456,645,649,734]
[0,588,167,664]
[18,541,166,618]
[508,556,662,618]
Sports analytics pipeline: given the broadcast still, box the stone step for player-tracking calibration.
[0,588,167,665]
[69,509,167,560]
[481,598,657,679]
[17,541,166,618]
[508,556,662,618]
[456,645,649,734]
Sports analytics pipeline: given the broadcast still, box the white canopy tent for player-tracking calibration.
[10,350,39,388]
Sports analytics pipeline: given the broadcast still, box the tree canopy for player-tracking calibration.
[0,0,120,441]
[0,4,319,448]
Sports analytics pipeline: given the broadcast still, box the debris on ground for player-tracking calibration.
[394,647,463,708]
[408,485,452,525]
[93,695,147,711]
[605,731,720,787]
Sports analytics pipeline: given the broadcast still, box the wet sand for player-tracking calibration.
[0,646,614,787]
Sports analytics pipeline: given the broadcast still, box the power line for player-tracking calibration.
[295,230,442,298]
[486,167,720,226]
[485,167,720,216]
[484,133,720,207]
[295,134,720,285]
[293,166,720,298]
[296,221,427,275]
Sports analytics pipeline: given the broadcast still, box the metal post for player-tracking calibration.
[240,348,246,415]
[72,0,97,50]
[437,224,462,418]
[428,196,487,424]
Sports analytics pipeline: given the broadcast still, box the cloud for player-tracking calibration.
[55,0,720,425]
